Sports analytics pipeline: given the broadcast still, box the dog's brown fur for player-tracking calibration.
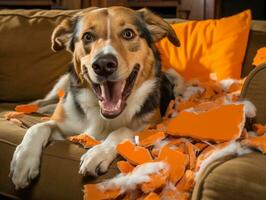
[52,7,179,94]
[10,7,181,189]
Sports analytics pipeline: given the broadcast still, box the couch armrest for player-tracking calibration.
[240,62,266,124]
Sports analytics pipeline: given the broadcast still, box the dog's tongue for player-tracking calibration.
[100,81,124,115]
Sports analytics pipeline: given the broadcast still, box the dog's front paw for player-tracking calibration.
[79,144,116,176]
[10,145,40,189]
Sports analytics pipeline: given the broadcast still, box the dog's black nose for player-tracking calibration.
[92,54,118,77]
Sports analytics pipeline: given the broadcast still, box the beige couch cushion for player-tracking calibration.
[191,153,266,200]
[242,20,266,77]
[0,104,120,200]
[241,62,266,124]
[0,10,77,102]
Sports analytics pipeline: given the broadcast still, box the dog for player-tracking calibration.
[10,6,184,189]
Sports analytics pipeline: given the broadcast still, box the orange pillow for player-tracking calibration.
[156,10,251,81]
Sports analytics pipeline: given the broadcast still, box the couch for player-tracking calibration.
[0,9,266,200]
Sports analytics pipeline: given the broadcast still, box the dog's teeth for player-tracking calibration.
[100,84,106,99]
[117,99,122,107]
[121,81,126,92]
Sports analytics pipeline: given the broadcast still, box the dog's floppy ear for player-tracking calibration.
[137,8,180,47]
[52,7,98,52]
[51,17,77,52]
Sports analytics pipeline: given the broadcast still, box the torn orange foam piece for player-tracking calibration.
[151,148,160,157]
[84,184,120,200]
[68,134,101,148]
[194,143,208,152]
[253,47,266,66]
[185,142,196,170]
[57,89,65,98]
[136,130,166,147]
[177,100,197,112]
[176,170,195,192]
[241,135,266,153]
[143,192,160,200]
[141,169,169,194]
[117,161,134,174]
[241,128,249,139]
[50,98,65,122]
[116,140,153,165]
[252,123,266,136]
[166,104,245,142]
[15,104,38,114]
[165,100,176,117]
[157,144,188,184]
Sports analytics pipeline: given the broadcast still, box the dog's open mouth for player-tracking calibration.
[91,64,140,119]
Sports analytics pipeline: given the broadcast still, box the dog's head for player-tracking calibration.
[52,7,179,119]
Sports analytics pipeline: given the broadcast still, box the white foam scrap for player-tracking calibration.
[153,138,171,150]
[99,162,168,194]
[247,131,257,137]
[134,136,140,145]
[242,100,256,118]
[182,86,204,101]
[219,79,239,92]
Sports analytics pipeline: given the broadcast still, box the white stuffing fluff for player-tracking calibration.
[247,131,258,137]
[242,100,256,118]
[219,79,238,92]
[182,86,204,101]
[99,162,168,193]
[195,141,252,182]
[134,135,140,145]
[153,138,171,150]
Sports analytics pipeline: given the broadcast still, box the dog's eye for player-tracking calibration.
[82,32,94,43]
[122,29,135,40]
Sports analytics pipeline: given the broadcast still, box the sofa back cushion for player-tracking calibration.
[0,9,76,102]
[242,20,266,77]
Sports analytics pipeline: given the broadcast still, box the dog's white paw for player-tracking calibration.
[10,145,40,189]
[79,144,116,176]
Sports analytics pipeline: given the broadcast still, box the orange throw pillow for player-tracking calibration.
[156,10,251,81]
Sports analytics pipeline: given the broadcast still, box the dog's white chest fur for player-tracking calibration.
[58,79,156,140]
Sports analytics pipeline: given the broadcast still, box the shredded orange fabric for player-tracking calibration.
[136,130,166,147]
[252,123,266,136]
[15,104,38,114]
[79,77,266,200]
[116,161,134,174]
[116,140,153,165]
[68,134,101,148]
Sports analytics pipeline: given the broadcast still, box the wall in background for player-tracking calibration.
[0,0,265,20]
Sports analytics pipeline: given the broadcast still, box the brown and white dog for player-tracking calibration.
[10,7,184,189]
